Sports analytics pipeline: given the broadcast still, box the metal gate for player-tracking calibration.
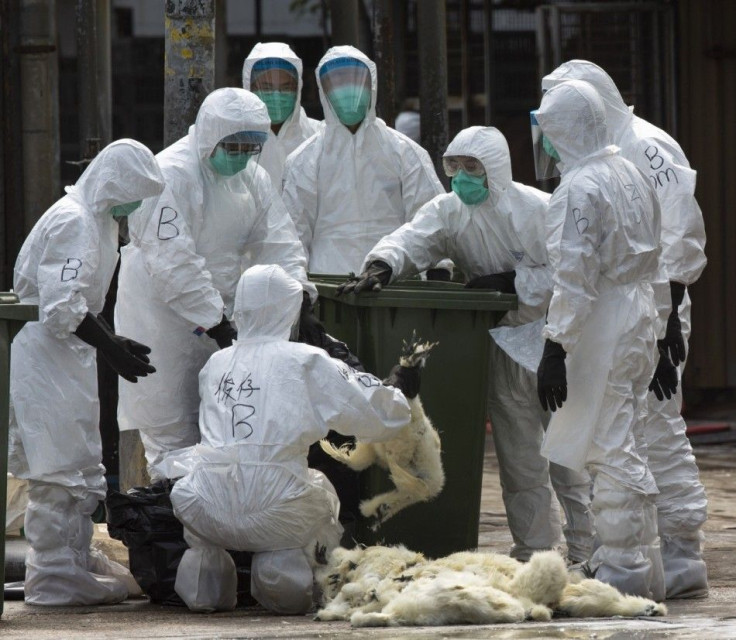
[536,2,676,133]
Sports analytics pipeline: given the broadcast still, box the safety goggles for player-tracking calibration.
[319,57,371,95]
[442,155,486,178]
[250,58,299,93]
[213,131,268,157]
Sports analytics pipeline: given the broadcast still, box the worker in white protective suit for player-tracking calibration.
[542,60,708,599]
[9,139,164,605]
[116,88,317,476]
[533,79,669,600]
[280,45,447,534]
[281,45,446,277]
[394,110,421,145]
[339,126,594,564]
[242,42,322,189]
[165,264,412,613]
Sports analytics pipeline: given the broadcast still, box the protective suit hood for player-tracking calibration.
[191,87,270,170]
[542,60,632,145]
[444,126,512,204]
[233,264,303,340]
[536,79,611,170]
[242,42,305,129]
[316,45,377,129]
[69,139,164,216]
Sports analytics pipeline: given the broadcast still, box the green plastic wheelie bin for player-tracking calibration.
[0,294,38,615]
[311,276,516,558]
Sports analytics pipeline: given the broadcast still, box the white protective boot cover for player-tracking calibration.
[75,493,142,597]
[174,529,238,612]
[589,473,665,601]
[251,548,314,614]
[24,483,128,606]
[644,298,708,599]
[660,532,708,599]
[549,461,594,563]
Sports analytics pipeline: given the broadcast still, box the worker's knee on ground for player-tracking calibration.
[175,547,238,612]
[251,549,314,614]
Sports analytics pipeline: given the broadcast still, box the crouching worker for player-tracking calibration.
[9,139,164,605]
[168,264,412,613]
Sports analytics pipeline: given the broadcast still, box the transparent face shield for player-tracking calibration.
[319,57,372,127]
[530,110,561,181]
[250,58,299,125]
[209,130,268,177]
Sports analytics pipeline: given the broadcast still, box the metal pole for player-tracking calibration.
[483,0,494,124]
[19,0,60,234]
[164,0,216,147]
[1,0,24,290]
[373,0,395,125]
[393,0,406,110]
[76,0,112,165]
[460,0,470,129]
[255,0,262,40]
[215,0,227,89]
[417,0,449,183]
[329,0,359,47]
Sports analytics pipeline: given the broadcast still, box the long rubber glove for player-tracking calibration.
[337,260,393,296]
[537,338,567,412]
[659,281,687,366]
[74,312,156,383]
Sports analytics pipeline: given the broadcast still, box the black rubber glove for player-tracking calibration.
[321,333,366,371]
[659,281,687,366]
[336,260,392,296]
[206,314,237,349]
[74,312,156,383]
[537,339,567,412]
[298,291,328,346]
[649,345,679,401]
[426,268,452,282]
[465,271,517,294]
[383,363,421,399]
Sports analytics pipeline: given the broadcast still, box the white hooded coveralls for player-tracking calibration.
[281,45,444,275]
[169,264,411,613]
[10,139,165,605]
[116,88,316,472]
[537,80,665,600]
[242,42,322,189]
[543,60,708,599]
[364,126,593,562]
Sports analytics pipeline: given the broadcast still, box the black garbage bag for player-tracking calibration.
[106,480,255,607]
[106,480,187,606]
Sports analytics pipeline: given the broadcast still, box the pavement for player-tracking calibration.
[3,440,736,639]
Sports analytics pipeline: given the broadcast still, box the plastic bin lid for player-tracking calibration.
[310,274,517,311]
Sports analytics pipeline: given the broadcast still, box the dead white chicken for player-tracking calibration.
[314,544,668,627]
[319,333,445,529]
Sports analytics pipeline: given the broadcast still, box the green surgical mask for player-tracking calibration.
[209,147,251,176]
[542,134,561,161]
[326,84,371,127]
[254,90,297,125]
[451,171,489,206]
[110,200,142,219]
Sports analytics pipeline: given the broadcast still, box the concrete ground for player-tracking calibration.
[3,440,736,639]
